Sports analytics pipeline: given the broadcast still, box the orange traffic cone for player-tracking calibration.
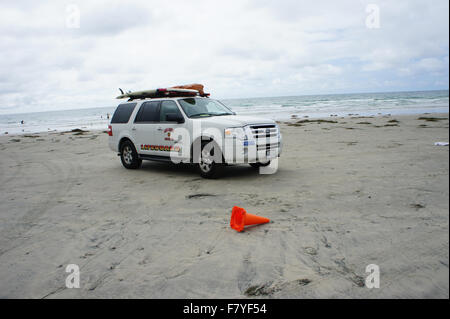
[230,206,270,232]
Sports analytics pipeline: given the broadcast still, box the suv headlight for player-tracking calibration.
[225,127,247,140]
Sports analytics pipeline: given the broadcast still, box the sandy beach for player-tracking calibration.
[0,113,448,299]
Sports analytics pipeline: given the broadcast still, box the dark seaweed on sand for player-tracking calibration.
[417,117,448,122]
[296,119,338,124]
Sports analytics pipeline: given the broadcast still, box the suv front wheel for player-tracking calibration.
[120,140,142,169]
[198,141,223,179]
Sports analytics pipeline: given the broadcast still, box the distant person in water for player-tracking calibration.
[20,120,24,124]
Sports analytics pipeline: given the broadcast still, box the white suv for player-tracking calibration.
[108,96,282,178]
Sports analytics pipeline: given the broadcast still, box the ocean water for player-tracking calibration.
[223,90,449,120]
[0,90,448,135]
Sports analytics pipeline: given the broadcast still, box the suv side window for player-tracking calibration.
[111,103,137,124]
[134,101,160,123]
[160,101,183,122]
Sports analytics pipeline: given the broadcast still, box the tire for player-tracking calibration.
[197,141,223,179]
[249,161,271,168]
[120,140,142,169]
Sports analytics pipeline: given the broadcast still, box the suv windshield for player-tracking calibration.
[178,98,234,118]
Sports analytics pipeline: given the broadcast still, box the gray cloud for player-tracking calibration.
[0,0,448,113]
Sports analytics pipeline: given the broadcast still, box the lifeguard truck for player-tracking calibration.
[108,84,282,178]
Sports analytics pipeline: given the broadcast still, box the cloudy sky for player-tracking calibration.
[0,0,448,114]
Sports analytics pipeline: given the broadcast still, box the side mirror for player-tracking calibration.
[166,113,184,123]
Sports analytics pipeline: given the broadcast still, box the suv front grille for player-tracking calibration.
[249,124,279,152]
[250,125,278,139]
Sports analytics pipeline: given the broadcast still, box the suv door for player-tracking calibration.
[131,101,161,156]
[153,100,186,157]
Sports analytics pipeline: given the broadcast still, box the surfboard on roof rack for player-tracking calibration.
[171,83,206,96]
[116,88,199,100]
[116,84,210,101]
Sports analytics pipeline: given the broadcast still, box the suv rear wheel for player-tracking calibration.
[120,140,142,169]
